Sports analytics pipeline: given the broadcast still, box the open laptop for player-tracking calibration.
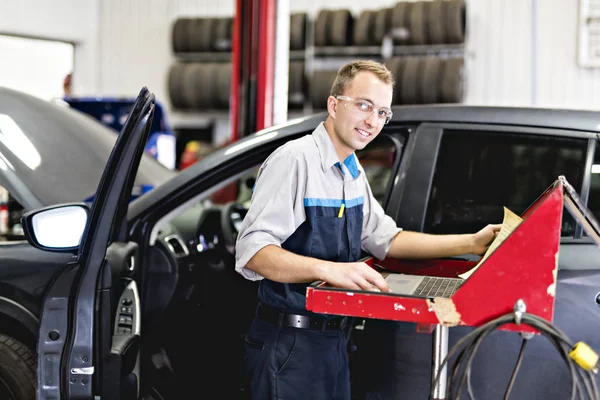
[378,175,600,299]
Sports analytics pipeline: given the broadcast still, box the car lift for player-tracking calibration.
[230,0,290,142]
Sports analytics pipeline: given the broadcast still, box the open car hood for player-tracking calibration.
[0,87,175,210]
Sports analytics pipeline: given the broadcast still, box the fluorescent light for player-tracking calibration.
[592,164,600,174]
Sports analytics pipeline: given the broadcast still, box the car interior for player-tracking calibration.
[112,137,399,399]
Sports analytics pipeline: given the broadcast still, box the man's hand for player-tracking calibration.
[471,224,502,256]
[320,261,390,292]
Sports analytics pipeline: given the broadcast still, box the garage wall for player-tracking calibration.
[536,1,600,109]
[91,0,600,116]
[0,0,101,95]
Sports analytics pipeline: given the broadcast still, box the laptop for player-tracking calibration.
[383,273,464,298]
[377,175,600,299]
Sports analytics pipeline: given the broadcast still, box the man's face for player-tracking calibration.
[329,71,393,155]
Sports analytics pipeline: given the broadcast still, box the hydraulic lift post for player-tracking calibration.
[231,0,289,141]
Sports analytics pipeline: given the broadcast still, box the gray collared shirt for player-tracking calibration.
[235,122,402,281]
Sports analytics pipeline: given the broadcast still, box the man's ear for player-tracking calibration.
[326,96,337,118]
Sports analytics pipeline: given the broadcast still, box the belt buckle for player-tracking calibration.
[286,314,311,329]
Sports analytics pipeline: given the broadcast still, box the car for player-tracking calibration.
[2,85,600,400]
[0,87,174,399]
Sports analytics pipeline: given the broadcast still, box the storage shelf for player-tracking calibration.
[313,45,382,57]
[390,43,465,56]
[174,52,231,62]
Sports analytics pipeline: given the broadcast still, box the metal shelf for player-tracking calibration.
[313,45,383,57]
[289,50,306,60]
[174,52,231,62]
[389,43,465,57]
[169,110,230,129]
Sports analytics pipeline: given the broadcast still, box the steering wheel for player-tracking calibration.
[221,202,248,248]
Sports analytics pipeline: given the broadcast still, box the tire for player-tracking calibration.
[217,62,232,109]
[408,1,427,45]
[288,61,305,108]
[181,63,202,109]
[200,63,219,109]
[310,70,336,110]
[188,18,204,52]
[0,333,35,400]
[354,10,376,46]
[427,0,446,44]
[384,57,405,105]
[214,17,232,51]
[330,10,353,47]
[168,63,187,109]
[290,13,307,50]
[445,0,466,43]
[391,2,411,44]
[441,58,465,103]
[172,18,190,53]
[400,56,423,105]
[314,10,332,46]
[204,18,218,51]
[420,57,443,104]
[373,7,392,45]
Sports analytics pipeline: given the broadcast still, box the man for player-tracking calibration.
[235,60,500,400]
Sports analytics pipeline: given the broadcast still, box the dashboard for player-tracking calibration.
[155,201,248,260]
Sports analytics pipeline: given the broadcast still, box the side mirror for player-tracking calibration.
[21,203,89,252]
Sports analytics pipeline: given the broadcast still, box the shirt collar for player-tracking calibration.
[312,122,361,179]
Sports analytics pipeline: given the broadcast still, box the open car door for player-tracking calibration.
[25,87,155,399]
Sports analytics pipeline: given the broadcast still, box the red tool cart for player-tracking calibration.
[306,176,600,399]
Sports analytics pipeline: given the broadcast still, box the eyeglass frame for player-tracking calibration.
[334,95,394,125]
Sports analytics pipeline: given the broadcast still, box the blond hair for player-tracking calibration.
[330,60,395,97]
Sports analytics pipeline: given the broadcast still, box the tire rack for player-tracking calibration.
[306,0,468,112]
[168,14,309,113]
[166,0,467,144]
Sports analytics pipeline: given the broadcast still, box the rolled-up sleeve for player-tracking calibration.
[361,180,402,260]
[235,148,306,280]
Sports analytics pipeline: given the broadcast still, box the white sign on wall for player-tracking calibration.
[578,0,600,67]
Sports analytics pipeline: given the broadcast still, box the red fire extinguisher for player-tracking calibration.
[0,203,8,236]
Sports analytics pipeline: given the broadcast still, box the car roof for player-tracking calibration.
[389,104,600,133]
[129,104,600,219]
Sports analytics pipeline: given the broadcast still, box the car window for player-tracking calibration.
[587,141,600,225]
[356,135,398,206]
[204,136,398,209]
[424,130,588,237]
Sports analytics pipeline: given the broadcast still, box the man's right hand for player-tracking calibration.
[320,261,391,292]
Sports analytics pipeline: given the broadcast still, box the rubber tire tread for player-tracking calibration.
[0,333,35,400]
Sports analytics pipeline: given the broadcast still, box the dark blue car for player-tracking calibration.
[0,86,599,399]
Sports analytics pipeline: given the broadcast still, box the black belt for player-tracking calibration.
[256,303,347,331]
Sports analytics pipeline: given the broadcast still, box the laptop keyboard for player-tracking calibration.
[413,276,463,298]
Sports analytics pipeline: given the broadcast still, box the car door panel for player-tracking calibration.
[390,123,442,232]
[35,87,155,399]
[352,122,600,399]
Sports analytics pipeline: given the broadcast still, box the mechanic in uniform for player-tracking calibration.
[235,60,501,400]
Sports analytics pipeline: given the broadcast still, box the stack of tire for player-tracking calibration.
[168,63,232,110]
[309,0,466,109]
[386,56,464,104]
[168,17,232,111]
[168,13,309,111]
[309,57,464,109]
[313,0,466,47]
[289,13,308,109]
[385,0,466,45]
[172,17,233,53]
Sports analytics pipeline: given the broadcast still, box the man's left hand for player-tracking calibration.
[471,224,502,256]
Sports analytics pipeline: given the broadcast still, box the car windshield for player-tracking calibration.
[0,87,174,210]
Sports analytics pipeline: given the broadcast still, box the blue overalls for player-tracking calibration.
[236,123,401,400]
